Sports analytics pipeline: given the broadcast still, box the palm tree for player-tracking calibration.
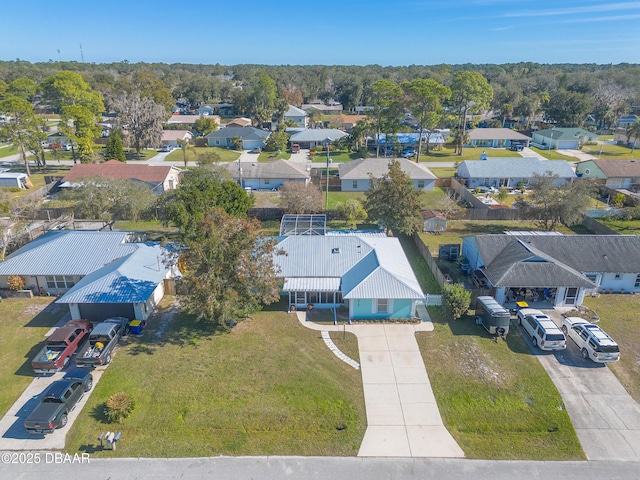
[626,118,640,154]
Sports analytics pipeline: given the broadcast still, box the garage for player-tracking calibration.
[78,303,135,322]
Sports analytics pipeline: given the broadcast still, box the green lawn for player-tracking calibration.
[399,235,441,294]
[165,146,240,163]
[0,145,18,158]
[258,151,291,162]
[310,151,364,163]
[416,307,584,460]
[0,298,70,417]
[429,167,456,178]
[529,147,577,161]
[4,165,71,200]
[583,294,640,404]
[326,191,365,210]
[581,143,636,159]
[419,145,522,162]
[597,217,640,235]
[64,301,366,457]
[420,187,448,209]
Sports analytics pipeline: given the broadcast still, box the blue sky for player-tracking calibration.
[1,0,639,65]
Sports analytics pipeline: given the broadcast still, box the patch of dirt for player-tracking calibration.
[24,301,61,316]
[454,340,507,386]
[149,299,181,342]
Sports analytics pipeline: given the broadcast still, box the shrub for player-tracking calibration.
[442,283,471,320]
[7,275,26,291]
[104,392,134,423]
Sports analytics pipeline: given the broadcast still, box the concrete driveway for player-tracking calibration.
[297,312,464,458]
[518,310,640,461]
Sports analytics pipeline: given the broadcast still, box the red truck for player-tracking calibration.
[31,320,93,374]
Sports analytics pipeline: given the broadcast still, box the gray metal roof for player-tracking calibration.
[283,277,340,292]
[275,235,423,300]
[205,126,270,141]
[222,159,310,180]
[468,128,531,141]
[457,157,575,179]
[289,129,348,142]
[285,105,307,117]
[339,157,436,180]
[534,128,597,141]
[0,231,136,276]
[57,244,169,304]
[475,234,640,275]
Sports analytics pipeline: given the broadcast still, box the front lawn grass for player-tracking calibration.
[310,151,364,163]
[0,145,18,158]
[597,217,640,235]
[0,299,69,417]
[581,143,635,159]
[429,167,456,178]
[416,307,584,460]
[165,146,240,163]
[419,146,522,162]
[258,151,291,162]
[529,147,577,161]
[65,303,366,457]
[583,294,640,404]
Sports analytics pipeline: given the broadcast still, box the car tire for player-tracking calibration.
[561,325,567,334]
[59,414,68,429]
[85,378,93,392]
[105,353,112,365]
[581,348,590,360]
[518,316,522,325]
[532,337,538,348]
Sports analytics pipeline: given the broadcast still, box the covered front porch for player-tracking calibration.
[283,277,344,311]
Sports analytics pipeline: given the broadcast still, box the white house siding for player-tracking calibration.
[162,171,180,191]
[242,140,264,150]
[599,272,639,293]
[341,178,434,192]
[243,178,302,190]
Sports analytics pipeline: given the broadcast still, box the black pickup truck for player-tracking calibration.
[24,369,93,435]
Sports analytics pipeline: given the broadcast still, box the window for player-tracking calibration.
[377,299,389,313]
[264,179,270,185]
[417,180,425,189]
[295,292,306,304]
[584,168,590,176]
[352,180,358,189]
[308,292,318,304]
[635,274,640,288]
[585,273,598,285]
[45,276,75,289]
[615,273,622,280]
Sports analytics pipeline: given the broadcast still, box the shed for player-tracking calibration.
[0,172,31,189]
[421,210,447,233]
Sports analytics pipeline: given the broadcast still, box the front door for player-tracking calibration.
[564,287,578,306]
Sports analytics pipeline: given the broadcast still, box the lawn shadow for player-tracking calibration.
[24,301,69,328]
[14,341,47,377]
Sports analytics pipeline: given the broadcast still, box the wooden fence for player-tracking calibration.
[581,215,620,235]
[413,232,450,290]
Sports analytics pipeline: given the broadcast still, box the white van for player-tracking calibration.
[517,308,566,351]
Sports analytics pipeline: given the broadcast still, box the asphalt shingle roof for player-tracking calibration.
[221,159,309,180]
[457,157,575,179]
[468,128,532,141]
[535,128,597,141]
[339,157,436,180]
[205,126,270,141]
[587,159,640,177]
[62,160,178,185]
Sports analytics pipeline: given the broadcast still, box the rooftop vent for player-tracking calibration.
[331,247,341,254]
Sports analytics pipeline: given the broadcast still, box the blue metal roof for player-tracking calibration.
[57,244,170,304]
[0,231,136,276]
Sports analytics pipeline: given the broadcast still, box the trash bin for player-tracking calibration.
[129,320,142,335]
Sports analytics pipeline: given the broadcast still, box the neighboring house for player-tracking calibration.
[467,128,531,148]
[613,128,638,147]
[284,105,308,128]
[576,159,640,190]
[221,159,310,190]
[197,104,214,116]
[166,114,221,129]
[288,128,348,149]
[377,132,445,148]
[0,231,177,321]
[0,171,31,189]
[205,126,270,150]
[60,160,181,193]
[462,233,640,307]
[339,157,437,192]
[355,106,374,115]
[616,114,638,128]
[161,130,193,147]
[456,157,576,189]
[224,117,252,128]
[421,210,447,233]
[531,128,597,150]
[47,132,69,146]
[301,103,344,114]
[274,234,424,320]
[335,115,366,131]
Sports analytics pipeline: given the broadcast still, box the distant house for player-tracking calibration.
[274,234,424,320]
[284,105,308,128]
[339,157,436,192]
[205,126,270,150]
[456,157,575,189]
[166,114,221,129]
[467,128,531,148]
[421,210,447,233]
[221,159,311,190]
[161,130,193,147]
[531,128,597,150]
[301,103,343,114]
[60,160,181,193]
[462,233,640,307]
[616,114,638,129]
[0,231,177,321]
[47,132,69,146]
[224,117,252,128]
[576,159,640,190]
[197,104,214,116]
[355,106,374,115]
[335,115,367,131]
[377,132,445,149]
[288,128,348,149]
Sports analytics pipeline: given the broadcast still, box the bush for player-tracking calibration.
[104,392,134,423]
[7,275,26,291]
[442,283,471,320]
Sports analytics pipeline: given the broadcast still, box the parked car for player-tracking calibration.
[62,143,77,151]
[291,144,300,153]
[160,144,174,152]
[250,147,262,154]
[24,369,93,435]
[562,317,620,362]
[75,317,129,368]
[400,148,416,158]
[509,143,524,152]
[31,319,93,374]
[517,308,566,350]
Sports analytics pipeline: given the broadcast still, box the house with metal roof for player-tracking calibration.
[531,128,597,150]
[60,160,181,193]
[467,128,531,148]
[575,159,640,190]
[339,157,436,192]
[205,126,270,150]
[274,235,424,321]
[288,128,348,149]
[0,231,175,321]
[456,157,575,189]
[284,105,308,128]
[221,159,310,190]
[462,233,640,307]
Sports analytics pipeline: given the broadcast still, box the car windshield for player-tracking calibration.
[546,334,565,342]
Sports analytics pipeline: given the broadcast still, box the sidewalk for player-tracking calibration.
[296,312,464,458]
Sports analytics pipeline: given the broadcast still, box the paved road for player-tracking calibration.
[1,456,639,480]
[518,309,640,461]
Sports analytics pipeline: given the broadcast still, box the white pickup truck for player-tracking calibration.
[562,317,620,363]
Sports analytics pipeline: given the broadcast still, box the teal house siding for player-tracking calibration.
[350,298,414,320]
